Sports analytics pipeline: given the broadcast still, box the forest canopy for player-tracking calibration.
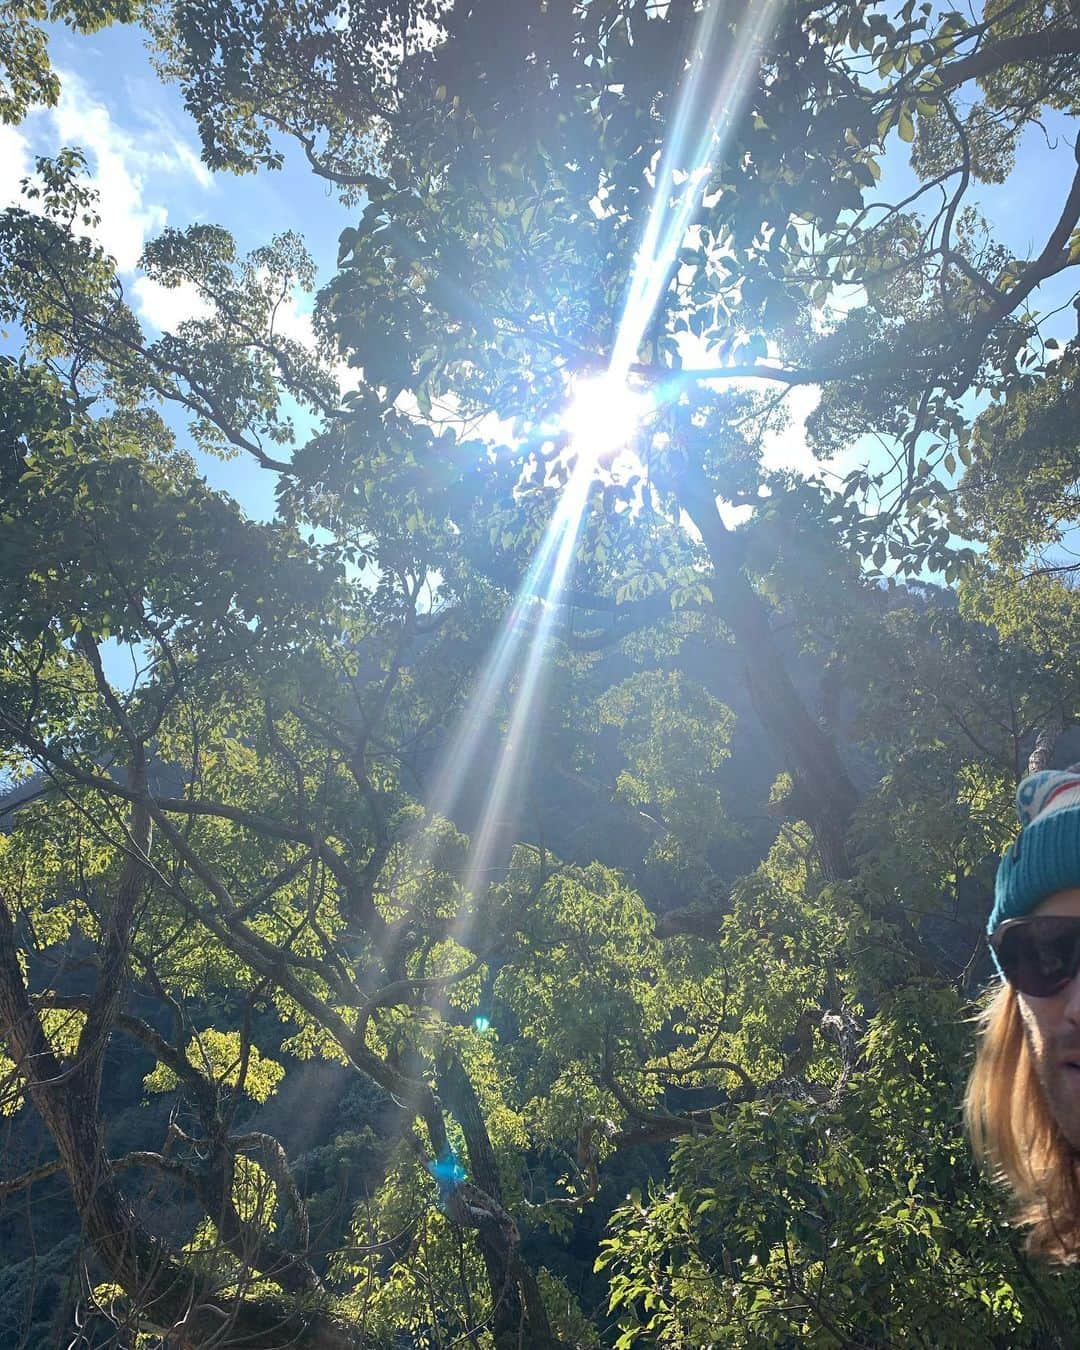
[2,0,1080,1345]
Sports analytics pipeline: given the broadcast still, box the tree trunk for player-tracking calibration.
[1028,713,1065,775]
[439,1053,560,1349]
[680,472,859,880]
[0,891,365,1349]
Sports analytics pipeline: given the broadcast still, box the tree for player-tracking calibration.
[2,1,1080,1346]
[0,0,137,124]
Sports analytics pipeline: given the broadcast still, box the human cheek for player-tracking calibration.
[1018,993,1059,1057]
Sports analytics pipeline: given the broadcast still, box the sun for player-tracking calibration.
[561,373,651,465]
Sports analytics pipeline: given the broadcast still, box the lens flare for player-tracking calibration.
[457,462,591,904]
[412,0,781,950]
[611,0,781,382]
[421,463,590,835]
[426,1152,467,1198]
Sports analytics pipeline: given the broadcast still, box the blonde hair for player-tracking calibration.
[965,980,1080,1261]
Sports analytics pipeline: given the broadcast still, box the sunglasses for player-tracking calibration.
[990,915,1080,998]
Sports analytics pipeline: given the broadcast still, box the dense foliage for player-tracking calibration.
[3,1,1080,1345]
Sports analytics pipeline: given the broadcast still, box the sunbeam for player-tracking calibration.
[421,462,592,834]
[414,0,781,1005]
[456,463,592,907]
[611,0,782,382]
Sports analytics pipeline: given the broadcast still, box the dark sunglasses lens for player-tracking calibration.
[997,918,1080,997]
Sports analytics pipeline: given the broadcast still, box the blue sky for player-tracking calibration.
[2,16,1075,694]
[2,16,1077,519]
[0,22,355,521]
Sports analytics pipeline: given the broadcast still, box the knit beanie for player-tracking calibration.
[989,769,1080,937]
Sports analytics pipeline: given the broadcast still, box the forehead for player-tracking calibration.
[1033,888,1080,919]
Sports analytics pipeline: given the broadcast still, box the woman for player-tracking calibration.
[966,769,1080,1260]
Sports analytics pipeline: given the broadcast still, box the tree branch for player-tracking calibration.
[0,1159,64,1199]
[930,27,1080,95]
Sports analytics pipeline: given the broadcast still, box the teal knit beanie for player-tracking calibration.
[989,769,1080,937]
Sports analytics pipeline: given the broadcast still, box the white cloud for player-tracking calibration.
[759,382,823,476]
[271,289,317,350]
[2,67,214,329]
[139,110,214,191]
[48,68,170,271]
[262,285,370,397]
[130,275,213,332]
[0,122,33,209]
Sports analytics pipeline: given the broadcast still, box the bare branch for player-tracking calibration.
[0,1159,64,1199]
